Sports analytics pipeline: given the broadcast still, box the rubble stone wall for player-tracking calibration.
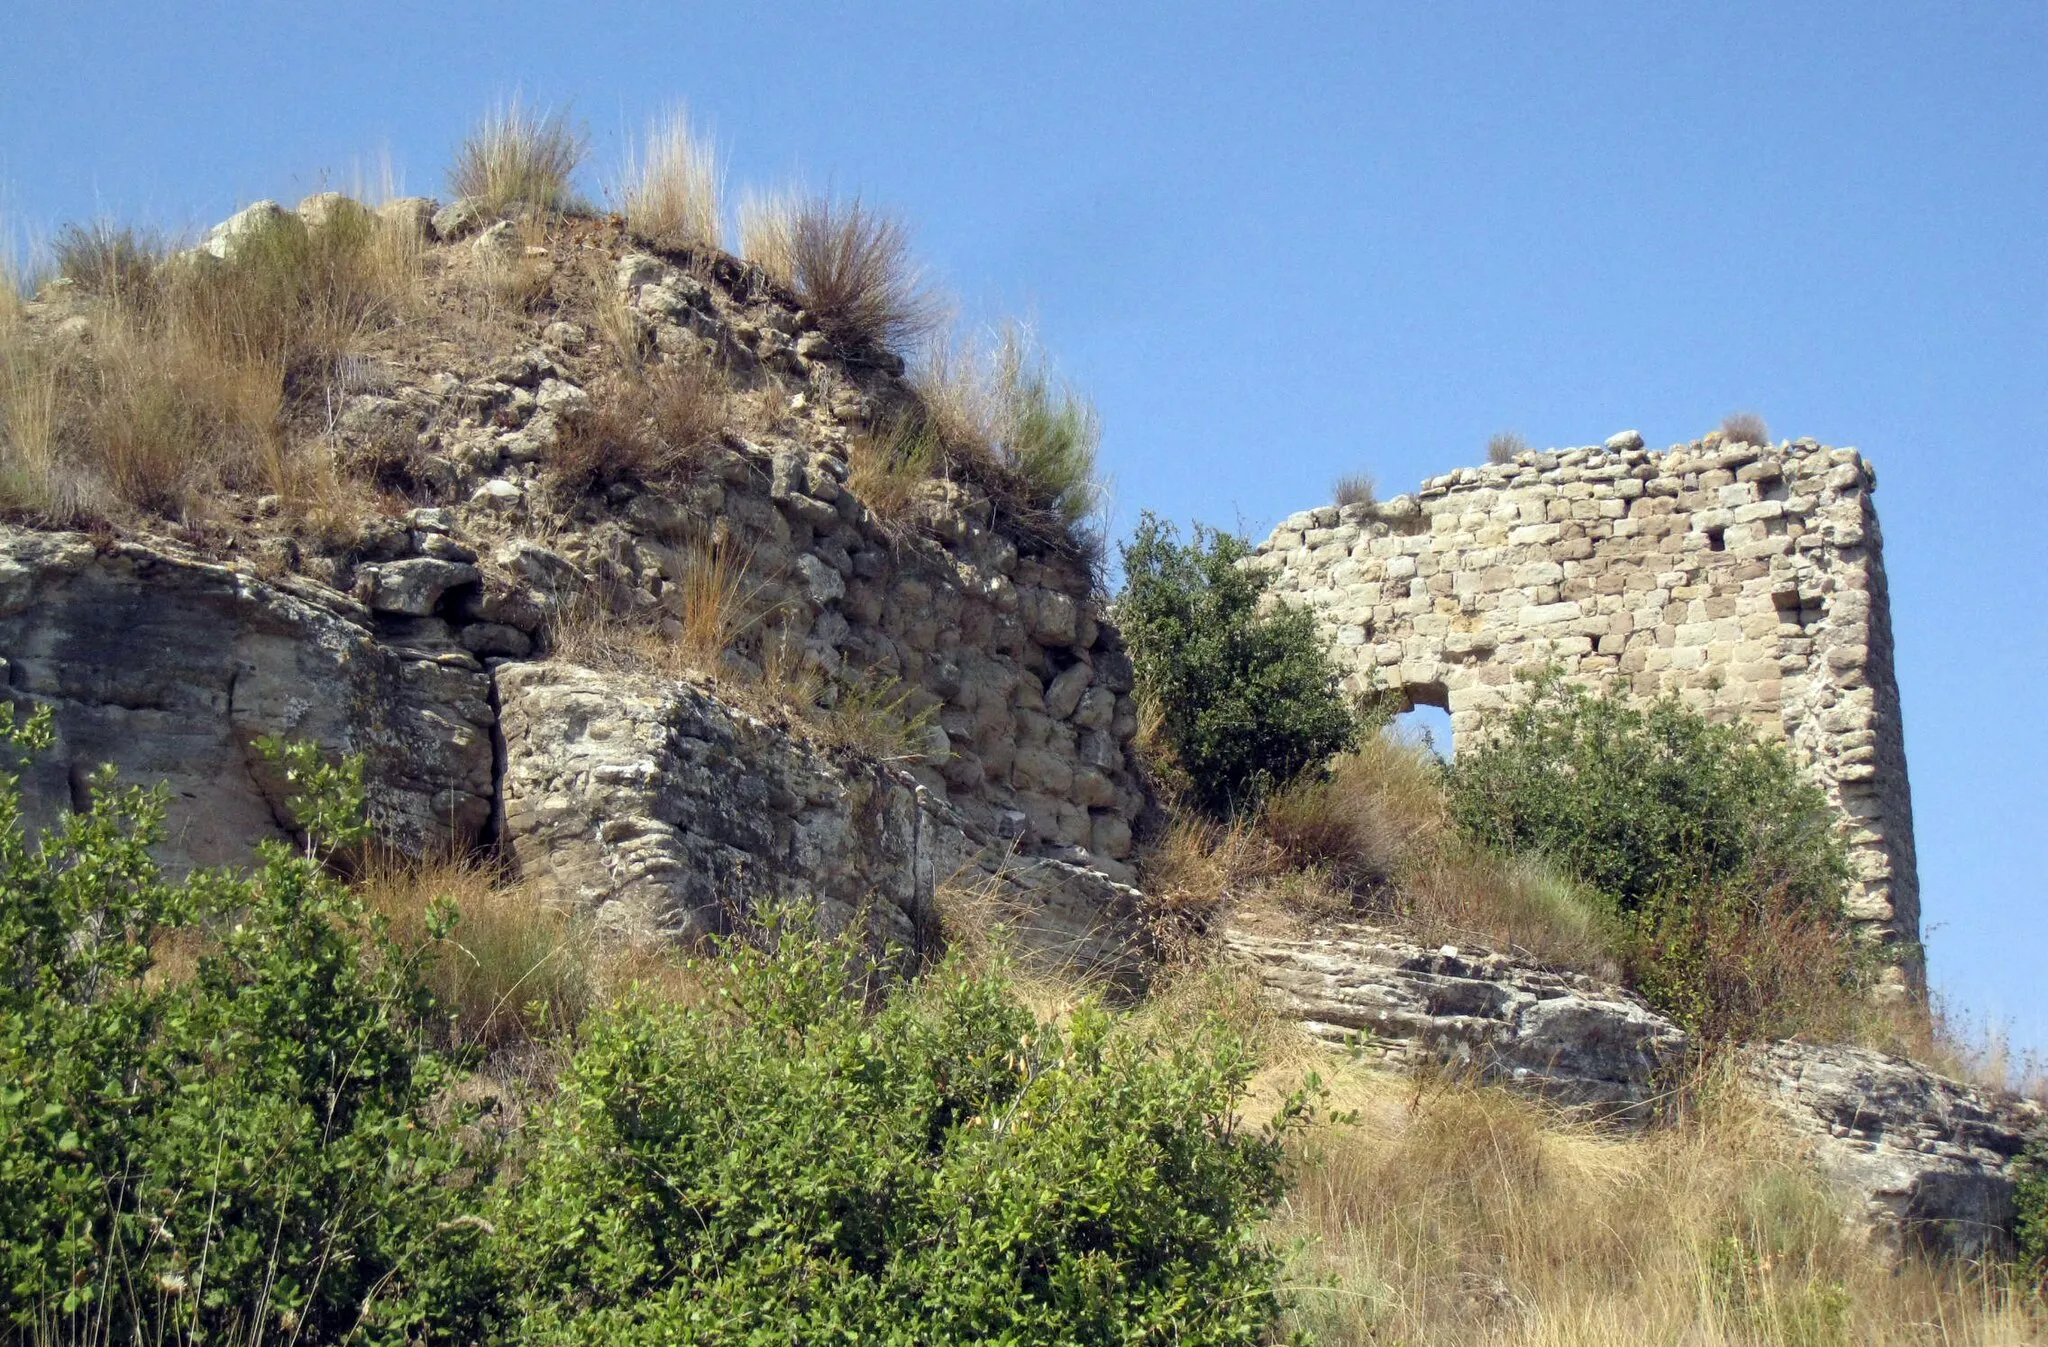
[1250,433,1920,978]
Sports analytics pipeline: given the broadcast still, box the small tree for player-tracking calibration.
[1116,513,1360,818]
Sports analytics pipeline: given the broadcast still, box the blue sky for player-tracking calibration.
[5,2,2043,1054]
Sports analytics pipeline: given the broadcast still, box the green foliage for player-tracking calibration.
[1445,670,1848,917]
[2017,1131,2048,1276]
[1444,670,1862,1038]
[999,354,1101,535]
[1117,512,1361,818]
[0,718,493,1344]
[499,906,1303,1346]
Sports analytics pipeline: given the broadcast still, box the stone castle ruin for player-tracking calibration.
[1249,431,1920,985]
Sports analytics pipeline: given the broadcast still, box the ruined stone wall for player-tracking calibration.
[1249,432,1920,980]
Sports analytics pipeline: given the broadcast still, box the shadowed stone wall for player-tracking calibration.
[1250,432,1920,988]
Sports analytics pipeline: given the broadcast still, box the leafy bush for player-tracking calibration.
[1117,513,1360,818]
[498,906,1303,1346]
[2018,1132,2048,1277]
[1444,671,1860,1037]
[0,717,494,1343]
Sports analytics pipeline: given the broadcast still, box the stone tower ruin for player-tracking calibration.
[1249,432,1920,989]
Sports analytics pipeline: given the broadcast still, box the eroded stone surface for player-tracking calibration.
[497,660,1153,976]
[0,527,496,863]
[1224,917,1689,1118]
[1745,1041,2044,1259]
[1253,438,1920,980]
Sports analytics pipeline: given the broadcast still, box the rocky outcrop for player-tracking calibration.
[1745,1041,2044,1259]
[1224,917,1688,1118]
[0,526,499,863]
[498,660,1153,976]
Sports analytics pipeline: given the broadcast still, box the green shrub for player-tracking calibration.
[1116,513,1361,818]
[1444,671,1861,1038]
[498,906,1303,1346]
[0,717,495,1343]
[2018,1132,2048,1276]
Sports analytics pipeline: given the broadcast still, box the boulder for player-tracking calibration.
[1225,916,1689,1118]
[1745,1041,2044,1259]
[0,527,495,865]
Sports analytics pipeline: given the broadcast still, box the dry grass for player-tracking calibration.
[448,99,588,216]
[1,200,425,522]
[902,323,1103,552]
[545,357,730,498]
[550,535,762,677]
[846,411,942,538]
[736,188,799,286]
[1333,473,1376,508]
[1489,430,1530,464]
[1264,1054,2045,1344]
[741,191,943,351]
[1722,411,1772,447]
[360,857,595,1049]
[618,105,722,253]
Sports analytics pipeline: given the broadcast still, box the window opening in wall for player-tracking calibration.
[1706,526,1727,552]
[1392,705,1453,759]
[1391,682,1453,759]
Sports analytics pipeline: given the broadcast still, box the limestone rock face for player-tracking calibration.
[1745,1041,2044,1259]
[1224,917,1689,1117]
[0,528,496,864]
[497,660,1152,975]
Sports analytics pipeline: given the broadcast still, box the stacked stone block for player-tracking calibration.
[1250,432,1920,983]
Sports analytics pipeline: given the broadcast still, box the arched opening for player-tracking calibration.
[1389,680,1453,759]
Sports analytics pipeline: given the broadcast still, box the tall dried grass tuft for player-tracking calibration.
[743,192,942,351]
[1333,473,1376,508]
[359,857,594,1049]
[902,324,1102,552]
[846,411,941,539]
[737,189,799,287]
[546,357,730,498]
[1266,1055,2044,1344]
[14,200,426,519]
[449,99,588,216]
[550,536,761,679]
[619,105,722,253]
[1488,430,1529,464]
[1721,411,1771,447]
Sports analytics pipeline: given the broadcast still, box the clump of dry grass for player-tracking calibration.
[1333,473,1376,508]
[619,105,722,253]
[901,324,1103,554]
[845,411,942,538]
[448,99,588,216]
[1488,430,1529,464]
[0,201,424,522]
[360,857,595,1049]
[1722,411,1771,447]
[546,357,730,498]
[740,191,943,351]
[1264,1055,2045,1344]
[550,535,761,678]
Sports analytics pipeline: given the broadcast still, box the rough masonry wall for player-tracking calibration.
[1250,433,1919,980]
